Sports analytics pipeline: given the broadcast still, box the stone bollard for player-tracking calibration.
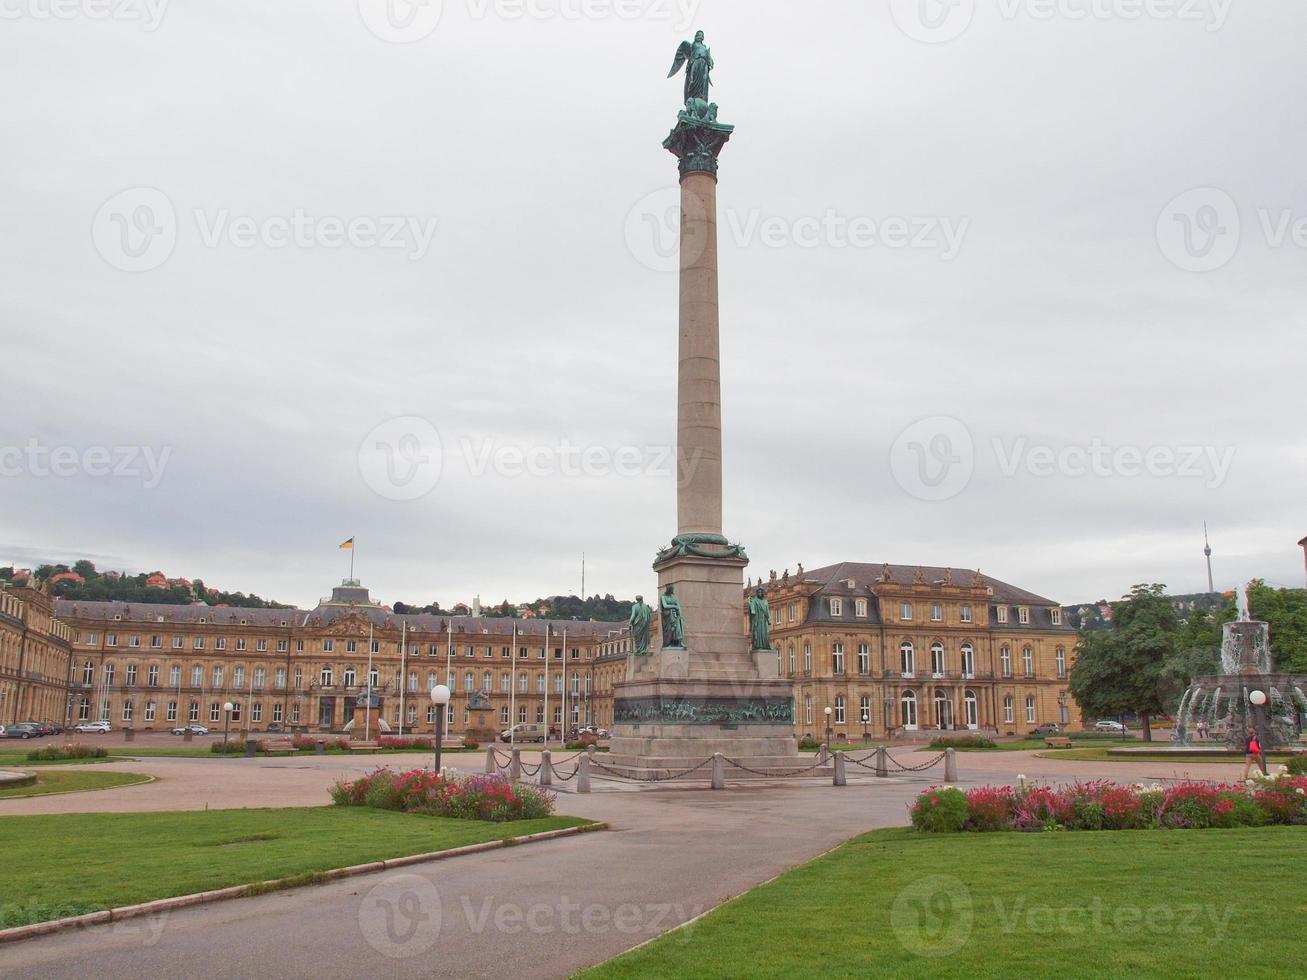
[710,752,725,791]
[577,753,591,794]
[944,747,958,783]
[245,740,256,758]
[484,745,496,774]
[510,748,521,782]
[875,746,888,778]
[124,728,135,743]
[182,730,193,743]
[834,751,847,787]
[587,744,596,759]
[315,739,325,756]
[540,749,553,787]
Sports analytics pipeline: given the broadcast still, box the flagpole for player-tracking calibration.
[509,621,517,748]
[350,540,355,583]
[399,620,407,738]
[561,628,568,740]
[445,617,453,738]
[543,622,549,747]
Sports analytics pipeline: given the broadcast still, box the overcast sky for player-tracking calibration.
[2,0,1304,610]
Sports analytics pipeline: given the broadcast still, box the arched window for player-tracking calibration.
[788,644,796,674]
[1055,647,1066,678]
[964,689,978,729]
[900,641,915,676]
[857,643,870,675]
[1026,695,1037,723]
[464,671,474,692]
[901,690,918,730]
[930,642,945,677]
[834,695,846,724]
[1000,646,1012,677]
[933,690,952,729]
[319,665,333,686]
[482,670,493,691]
[832,643,845,675]
[81,661,94,685]
[1022,647,1034,676]
[368,667,379,688]
[1003,694,1014,723]
[343,667,356,688]
[501,672,511,693]
[960,643,975,678]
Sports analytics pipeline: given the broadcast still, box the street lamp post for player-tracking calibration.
[824,705,833,758]
[222,700,234,753]
[430,685,451,774]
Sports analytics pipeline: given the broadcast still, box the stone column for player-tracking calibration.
[677,173,722,536]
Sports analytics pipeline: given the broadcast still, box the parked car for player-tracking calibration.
[499,723,547,743]
[74,721,112,734]
[2,722,44,739]
[264,722,284,733]
[1094,720,1128,733]
[26,722,60,736]
[171,724,210,736]
[1030,723,1061,736]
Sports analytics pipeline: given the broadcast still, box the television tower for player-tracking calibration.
[1203,523,1214,594]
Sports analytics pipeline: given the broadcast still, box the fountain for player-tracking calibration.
[1174,586,1307,749]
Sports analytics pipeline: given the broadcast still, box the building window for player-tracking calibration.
[291,703,300,723]
[234,666,245,688]
[194,638,205,650]
[252,703,262,722]
[172,636,183,648]
[804,695,813,725]
[828,597,842,617]
[275,667,286,689]
[803,643,812,674]
[930,642,945,677]
[1051,608,1062,627]
[900,641,915,677]
[294,667,303,689]
[1003,695,1014,724]
[254,667,265,689]
[1055,648,1066,678]
[931,604,942,622]
[122,700,134,722]
[343,667,357,687]
[277,640,288,652]
[147,665,159,686]
[900,602,912,621]
[1026,695,1037,724]
[996,607,1008,624]
[166,701,177,722]
[500,706,510,725]
[191,665,202,687]
[834,696,846,724]
[1022,647,1034,676]
[257,639,267,652]
[855,599,868,618]
[859,695,871,725]
[188,701,199,722]
[273,703,283,723]
[81,661,94,684]
[960,605,972,623]
[408,671,418,693]
[215,638,226,651]
[129,635,140,648]
[788,645,796,675]
[78,697,91,720]
[107,633,118,647]
[235,638,246,652]
[169,665,180,687]
[1000,646,1012,677]
[857,643,870,675]
[518,673,528,693]
[320,665,334,686]
[1018,607,1030,625]
[323,640,334,653]
[901,690,918,730]
[960,643,975,678]
[150,635,161,648]
[832,643,845,676]
[125,664,137,686]
[1060,702,1070,725]
[346,640,357,653]
[368,667,379,688]
[104,663,116,686]
[501,672,511,693]
[788,603,796,623]
[209,702,221,723]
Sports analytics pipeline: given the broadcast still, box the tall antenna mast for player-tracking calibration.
[1203,522,1214,594]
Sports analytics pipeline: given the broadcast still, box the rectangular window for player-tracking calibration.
[828,598,842,616]
[169,665,180,686]
[860,695,871,725]
[150,635,161,648]
[834,699,846,724]
[857,643,869,675]
[273,703,284,722]
[323,640,333,652]
[126,664,138,686]
[191,666,202,687]
[960,605,972,623]
[167,701,177,721]
[855,599,867,618]
[1018,607,1030,625]
[147,664,159,686]
[275,667,286,689]
[144,701,156,721]
[1051,608,1062,626]
[235,638,246,651]
[277,639,288,652]
[173,635,183,648]
[107,633,118,646]
[788,603,796,623]
[210,703,221,723]
[122,701,133,721]
[291,703,301,723]
[129,635,141,648]
[931,604,942,622]
[832,644,845,676]
[252,703,262,722]
[234,667,245,688]
[194,637,205,650]
[1026,698,1036,723]
[996,607,1008,624]
[253,667,265,689]
[900,603,912,621]
[212,666,223,688]
[216,638,226,650]
[189,701,199,722]
[257,639,267,652]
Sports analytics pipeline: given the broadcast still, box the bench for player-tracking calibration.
[258,737,297,755]
[1044,737,1074,749]
[348,740,380,752]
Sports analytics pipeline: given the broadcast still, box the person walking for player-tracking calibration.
[1242,726,1267,779]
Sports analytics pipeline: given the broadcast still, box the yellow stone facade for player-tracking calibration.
[0,585,75,727]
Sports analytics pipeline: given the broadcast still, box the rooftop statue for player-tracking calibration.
[667,30,714,106]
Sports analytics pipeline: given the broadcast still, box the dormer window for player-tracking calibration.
[855,598,868,618]
[1018,607,1030,625]
[1050,608,1062,626]
[996,607,1008,624]
[828,597,843,617]
[845,578,856,589]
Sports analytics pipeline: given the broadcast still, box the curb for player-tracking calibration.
[0,821,606,945]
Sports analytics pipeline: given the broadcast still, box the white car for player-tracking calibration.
[1094,720,1128,733]
[74,721,112,734]
[171,724,210,736]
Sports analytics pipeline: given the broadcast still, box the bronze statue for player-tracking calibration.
[668,30,713,106]
[660,584,686,650]
[747,586,772,652]
[629,595,653,656]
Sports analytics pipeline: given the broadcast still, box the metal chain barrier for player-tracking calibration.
[885,750,948,772]
[590,756,716,783]
[518,759,542,777]
[722,756,828,777]
[552,763,580,781]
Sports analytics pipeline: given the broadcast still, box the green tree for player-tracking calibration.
[72,560,97,579]
[1069,584,1178,741]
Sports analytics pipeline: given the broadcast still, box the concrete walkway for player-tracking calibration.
[0,748,1262,978]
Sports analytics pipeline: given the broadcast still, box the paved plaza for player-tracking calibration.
[0,747,1257,978]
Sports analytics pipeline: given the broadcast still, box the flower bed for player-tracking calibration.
[26,743,108,762]
[329,768,555,822]
[911,773,1307,833]
[377,736,434,750]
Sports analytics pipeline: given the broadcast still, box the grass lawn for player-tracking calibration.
[583,826,1307,980]
[0,751,115,767]
[0,807,592,928]
[1039,748,1299,764]
[0,770,151,799]
[91,746,482,759]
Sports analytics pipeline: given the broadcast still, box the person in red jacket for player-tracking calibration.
[1241,726,1267,779]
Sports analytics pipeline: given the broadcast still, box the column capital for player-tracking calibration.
[663,107,734,178]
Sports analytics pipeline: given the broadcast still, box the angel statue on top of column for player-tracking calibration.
[668,31,714,106]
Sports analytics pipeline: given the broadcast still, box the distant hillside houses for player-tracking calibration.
[1065,591,1231,631]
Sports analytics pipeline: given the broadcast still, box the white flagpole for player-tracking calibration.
[509,621,517,747]
[542,622,550,746]
[365,622,374,739]
[561,628,568,740]
[399,619,407,737]
[445,617,453,736]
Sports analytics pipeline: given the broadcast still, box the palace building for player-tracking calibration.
[0,585,75,728]
[45,580,625,738]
